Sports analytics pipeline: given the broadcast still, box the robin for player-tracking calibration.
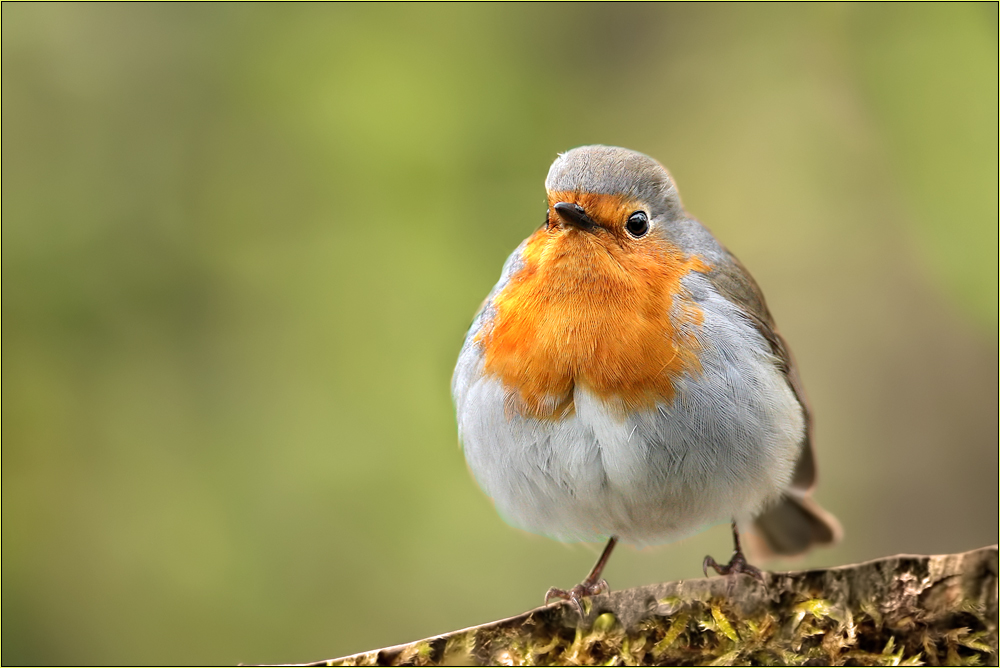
[452,145,840,610]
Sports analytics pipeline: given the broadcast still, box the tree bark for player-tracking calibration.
[283,546,998,667]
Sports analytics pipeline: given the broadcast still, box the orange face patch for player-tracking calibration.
[475,192,710,419]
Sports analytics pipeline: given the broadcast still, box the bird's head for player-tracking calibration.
[542,145,684,252]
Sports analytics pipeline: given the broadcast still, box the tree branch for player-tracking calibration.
[277,546,998,667]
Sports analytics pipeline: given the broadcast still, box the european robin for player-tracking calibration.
[452,145,840,609]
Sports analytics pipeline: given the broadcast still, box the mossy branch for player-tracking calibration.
[279,546,998,667]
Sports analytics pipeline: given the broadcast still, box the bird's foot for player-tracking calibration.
[544,579,609,616]
[703,551,767,589]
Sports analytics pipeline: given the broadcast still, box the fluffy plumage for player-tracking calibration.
[453,145,840,557]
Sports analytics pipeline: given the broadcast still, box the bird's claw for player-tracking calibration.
[703,552,767,591]
[544,578,609,616]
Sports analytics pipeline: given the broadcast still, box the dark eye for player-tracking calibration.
[625,211,649,238]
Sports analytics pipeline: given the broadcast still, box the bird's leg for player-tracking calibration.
[545,536,618,614]
[702,521,766,587]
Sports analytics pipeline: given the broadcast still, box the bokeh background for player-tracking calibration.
[3,3,997,665]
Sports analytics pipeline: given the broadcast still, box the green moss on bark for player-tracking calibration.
[302,547,998,667]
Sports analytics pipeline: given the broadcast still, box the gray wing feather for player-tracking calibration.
[707,247,816,493]
[707,247,841,557]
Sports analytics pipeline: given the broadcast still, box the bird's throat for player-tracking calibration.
[476,226,710,419]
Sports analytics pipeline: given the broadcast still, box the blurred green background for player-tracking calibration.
[3,3,997,665]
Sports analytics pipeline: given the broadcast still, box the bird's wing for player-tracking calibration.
[705,247,815,493]
[705,246,843,557]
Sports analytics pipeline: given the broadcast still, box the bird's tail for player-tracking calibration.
[744,493,842,559]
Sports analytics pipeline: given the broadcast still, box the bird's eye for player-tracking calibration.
[625,211,649,238]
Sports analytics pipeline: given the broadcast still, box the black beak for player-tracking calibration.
[553,201,598,231]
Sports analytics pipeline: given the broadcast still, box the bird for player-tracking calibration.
[451,145,840,610]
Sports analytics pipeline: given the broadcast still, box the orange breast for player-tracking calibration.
[476,194,710,419]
